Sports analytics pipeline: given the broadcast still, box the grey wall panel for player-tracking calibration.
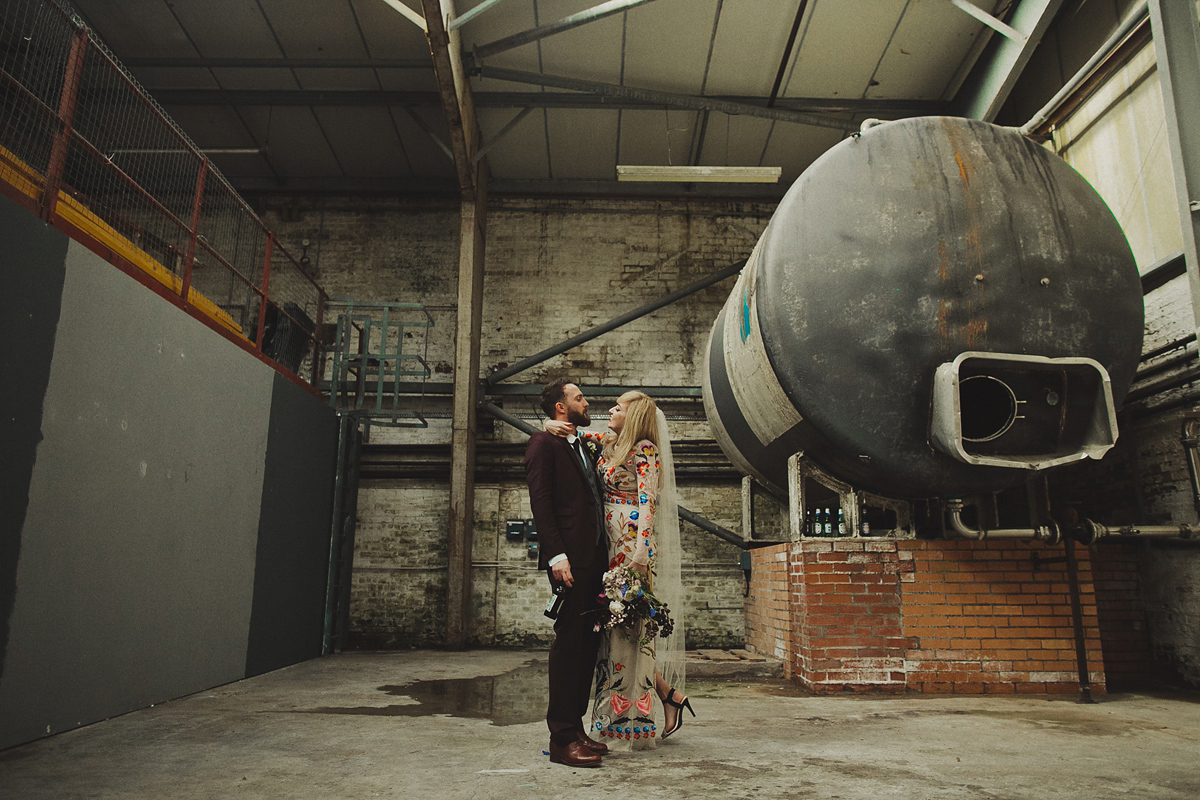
[245,373,338,677]
[0,240,275,750]
[0,197,69,689]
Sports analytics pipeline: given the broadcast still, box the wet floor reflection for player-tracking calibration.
[297,658,548,726]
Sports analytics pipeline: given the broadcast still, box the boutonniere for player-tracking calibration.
[582,438,602,462]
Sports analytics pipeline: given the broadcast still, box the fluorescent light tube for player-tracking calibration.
[616,165,782,183]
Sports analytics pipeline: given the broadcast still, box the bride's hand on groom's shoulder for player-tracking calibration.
[545,420,573,437]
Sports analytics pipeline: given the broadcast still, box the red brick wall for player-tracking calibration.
[900,540,1104,695]
[745,538,1108,694]
[790,540,910,692]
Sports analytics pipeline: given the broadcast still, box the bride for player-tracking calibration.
[547,390,694,749]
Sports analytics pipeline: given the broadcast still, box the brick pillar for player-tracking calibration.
[790,540,909,692]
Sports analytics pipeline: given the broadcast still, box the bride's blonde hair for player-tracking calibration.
[606,390,660,483]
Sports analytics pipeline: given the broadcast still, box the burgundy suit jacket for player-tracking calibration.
[525,431,604,573]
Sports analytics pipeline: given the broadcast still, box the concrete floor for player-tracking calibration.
[1,650,1198,799]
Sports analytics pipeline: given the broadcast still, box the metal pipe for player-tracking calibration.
[1063,539,1095,704]
[1182,416,1200,518]
[678,506,748,550]
[323,414,352,654]
[1020,0,1149,136]
[479,399,539,436]
[945,499,1058,541]
[478,401,749,549]
[486,260,744,386]
[1086,523,1194,540]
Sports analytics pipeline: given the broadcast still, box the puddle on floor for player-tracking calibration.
[295,658,548,725]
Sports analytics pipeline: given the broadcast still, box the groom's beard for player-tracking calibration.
[567,408,591,427]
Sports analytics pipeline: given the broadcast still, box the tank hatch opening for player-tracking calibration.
[930,351,1118,471]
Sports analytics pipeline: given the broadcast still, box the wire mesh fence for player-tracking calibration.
[0,0,327,385]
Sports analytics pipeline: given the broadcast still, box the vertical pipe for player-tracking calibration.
[322,414,350,655]
[742,476,754,542]
[1064,539,1096,704]
[42,28,88,222]
[181,157,209,307]
[337,424,363,648]
[256,233,274,351]
[311,291,327,388]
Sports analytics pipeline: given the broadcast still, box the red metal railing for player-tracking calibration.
[0,0,328,389]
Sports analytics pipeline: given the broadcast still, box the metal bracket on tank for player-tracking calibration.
[786,453,913,541]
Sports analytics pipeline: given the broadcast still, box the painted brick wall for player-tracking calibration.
[258,194,765,650]
[1090,542,1157,690]
[746,539,1106,695]
[744,547,790,670]
[1051,404,1200,689]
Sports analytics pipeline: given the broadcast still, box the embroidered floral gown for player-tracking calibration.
[582,435,662,750]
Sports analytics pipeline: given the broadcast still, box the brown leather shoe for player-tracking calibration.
[576,731,609,755]
[548,738,602,767]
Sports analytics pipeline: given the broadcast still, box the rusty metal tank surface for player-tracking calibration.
[703,117,1144,499]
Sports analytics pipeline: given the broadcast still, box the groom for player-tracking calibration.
[525,378,608,767]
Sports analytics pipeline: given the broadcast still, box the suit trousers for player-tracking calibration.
[546,564,604,743]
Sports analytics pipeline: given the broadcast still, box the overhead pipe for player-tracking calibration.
[1065,520,1194,544]
[1020,0,1149,137]
[945,498,1060,542]
[485,259,744,386]
[945,498,1196,543]
[478,402,750,550]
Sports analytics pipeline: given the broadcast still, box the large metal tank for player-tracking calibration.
[703,117,1144,499]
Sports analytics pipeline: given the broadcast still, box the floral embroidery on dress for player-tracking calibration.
[587,435,663,750]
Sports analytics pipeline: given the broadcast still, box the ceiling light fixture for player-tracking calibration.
[616,165,782,183]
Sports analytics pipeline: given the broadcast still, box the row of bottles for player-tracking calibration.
[804,507,869,537]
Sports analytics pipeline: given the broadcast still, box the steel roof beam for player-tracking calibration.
[421,0,477,191]
[448,0,514,31]
[473,66,860,130]
[233,175,788,198]
[473,106,534,164]
[124,57,433,69]
[951,0,1065,121]
[148,87,944,115]
[470,0,660,61]
[948,0,1024,42]
[381,0,427,31]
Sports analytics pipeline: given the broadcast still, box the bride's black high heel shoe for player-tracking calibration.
[661,687,695,739]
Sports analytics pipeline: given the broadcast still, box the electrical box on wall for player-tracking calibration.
[525,518,537,540]
[505,519,525,540]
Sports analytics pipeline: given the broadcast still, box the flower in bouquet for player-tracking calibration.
[594,565,675,654]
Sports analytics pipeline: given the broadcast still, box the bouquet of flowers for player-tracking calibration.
[594,566,675,654]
